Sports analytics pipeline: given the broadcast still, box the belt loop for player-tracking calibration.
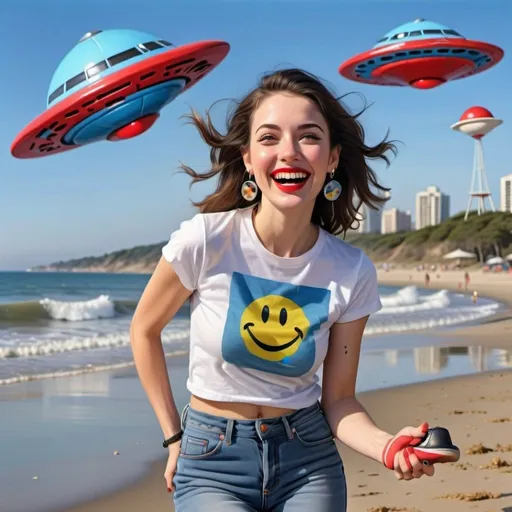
[282,415,294,440]
[180,403,190,430]
[225,419,234,445]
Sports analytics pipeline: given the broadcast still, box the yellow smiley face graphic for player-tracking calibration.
[240,295,310,361]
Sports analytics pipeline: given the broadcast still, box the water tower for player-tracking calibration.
[451,106,502,221]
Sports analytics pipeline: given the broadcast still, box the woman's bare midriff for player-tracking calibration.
[190,394,296,419]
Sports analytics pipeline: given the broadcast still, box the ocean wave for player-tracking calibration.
[0,348,189,386]
[366,303,499,335]
[0,327,189,359]
[378,286,451,313]
[0,296,137,322]
[367,285,500,335]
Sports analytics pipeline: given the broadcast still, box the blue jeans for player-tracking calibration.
[173,402,347,511]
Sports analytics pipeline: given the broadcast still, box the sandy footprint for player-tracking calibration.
[434,491,501,501]
[367,507,422,512]
[465,443,512,455]
[449,410,487,415]
[479,456,512,470]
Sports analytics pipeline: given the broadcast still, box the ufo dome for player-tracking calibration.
[47,29,173,107]
[373,19,465,48]
[460,106,494,120]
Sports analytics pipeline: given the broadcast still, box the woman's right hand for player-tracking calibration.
[165,442,181,492]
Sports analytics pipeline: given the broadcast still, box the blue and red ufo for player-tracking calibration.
[11,29,229,159]
[338,19,504,90]
[11,20,505,160]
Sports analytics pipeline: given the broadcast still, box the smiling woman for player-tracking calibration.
[180,68,395,235]
[129,68,447,512]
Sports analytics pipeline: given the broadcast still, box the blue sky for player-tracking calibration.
[1,0,510,270]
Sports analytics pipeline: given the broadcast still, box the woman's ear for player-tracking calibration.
[329,144,341,169]
[241,144,251,169]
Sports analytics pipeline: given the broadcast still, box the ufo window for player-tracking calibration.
[422,29,443,35]
[409,30,422,36]
[443,29,462,36]
[107,47,142,67]
[391,32,408,40]
[158,40,172,46]
[66,71,87,91]
[48,84,64,104]
[142,41,164,51]
[86,60,108,79]
[376,37,388,43]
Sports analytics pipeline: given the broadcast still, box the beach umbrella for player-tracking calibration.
[486,256,505,265]
[442,249,477,259]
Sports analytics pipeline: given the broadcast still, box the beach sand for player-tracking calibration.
[4,268,511,512]
[62,369,512,512]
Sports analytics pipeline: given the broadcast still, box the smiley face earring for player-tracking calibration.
[323,169,342,201]
[241,170,259,202]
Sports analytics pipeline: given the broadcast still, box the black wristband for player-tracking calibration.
[163,430,183,448]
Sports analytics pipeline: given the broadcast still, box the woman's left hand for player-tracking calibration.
[394,442,435,480]
[383,423,435,481]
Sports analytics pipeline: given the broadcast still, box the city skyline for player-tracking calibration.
[359,169,511,236]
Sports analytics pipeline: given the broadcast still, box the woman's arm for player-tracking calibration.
[130,256,193,440]
[321,317,434,480]
[321,316,392,462]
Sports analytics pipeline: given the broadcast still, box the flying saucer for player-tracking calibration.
[451,106,503,139]
[11,29,230,158]
[338,19,504,90]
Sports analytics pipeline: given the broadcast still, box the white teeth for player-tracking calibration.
[274,172,308,180]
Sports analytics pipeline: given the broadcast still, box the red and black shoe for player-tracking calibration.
[412,427,460,466]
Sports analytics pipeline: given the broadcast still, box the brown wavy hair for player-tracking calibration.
[180,68,396,236]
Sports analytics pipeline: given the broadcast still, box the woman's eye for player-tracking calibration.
[302,133,321,140]
[259,134,276,142]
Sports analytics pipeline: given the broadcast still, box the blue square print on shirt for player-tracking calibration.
[221,272,331,377]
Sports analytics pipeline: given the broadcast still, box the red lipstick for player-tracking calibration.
[270,167,311,194]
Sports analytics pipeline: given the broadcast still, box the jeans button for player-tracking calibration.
[260,423,268,433]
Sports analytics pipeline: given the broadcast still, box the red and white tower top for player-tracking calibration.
[451,106,503,139]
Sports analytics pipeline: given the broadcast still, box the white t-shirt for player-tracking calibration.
[162,205,382,409]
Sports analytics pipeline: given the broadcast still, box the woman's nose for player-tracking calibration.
[278,136,300,162]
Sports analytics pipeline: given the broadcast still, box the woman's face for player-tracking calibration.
[242,92,340,211]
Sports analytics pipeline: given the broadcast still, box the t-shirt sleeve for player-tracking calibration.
[336,252,382,323]
[161,213,205,291]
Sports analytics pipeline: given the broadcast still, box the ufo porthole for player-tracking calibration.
[86,61,108,79]
[79,30,102,43]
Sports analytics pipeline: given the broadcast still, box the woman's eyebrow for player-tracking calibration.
[255,123,324,133]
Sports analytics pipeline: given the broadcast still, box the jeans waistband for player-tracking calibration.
[181,401,324,444]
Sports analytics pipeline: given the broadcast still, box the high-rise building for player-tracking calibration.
[415,186,450,230]
[500,173,512,213]
[381,208,412,234]
[354,190,390,234]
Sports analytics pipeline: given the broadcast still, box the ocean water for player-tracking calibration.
[0,271,505,386]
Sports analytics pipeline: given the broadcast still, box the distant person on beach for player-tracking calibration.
[424,272,430,287]
[464,271,470,290]
[130,69,435,511]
